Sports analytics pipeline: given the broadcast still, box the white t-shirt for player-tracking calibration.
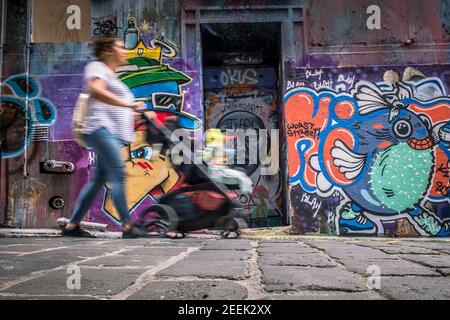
[82,61,135,143]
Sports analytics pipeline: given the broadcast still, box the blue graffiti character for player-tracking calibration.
[1,74,57,159]
[118,57,200,130]
[310,81,450,236]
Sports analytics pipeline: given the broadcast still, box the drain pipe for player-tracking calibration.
[0,0,6,80]
[23,0,32,178]
[0,0,6,127]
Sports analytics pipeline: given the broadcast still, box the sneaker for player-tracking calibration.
[122,225,151,238]
[61,225,96,238]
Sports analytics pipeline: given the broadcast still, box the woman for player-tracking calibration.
[62,36,154,238]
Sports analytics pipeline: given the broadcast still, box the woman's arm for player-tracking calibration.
[88,78,142,109]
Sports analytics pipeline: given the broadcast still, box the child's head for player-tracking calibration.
[204,129,236,166]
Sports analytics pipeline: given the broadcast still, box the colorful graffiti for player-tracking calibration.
[204,67,283,227]
[1,74,57,159]
[98,17,201,223]
[285,67,450,236]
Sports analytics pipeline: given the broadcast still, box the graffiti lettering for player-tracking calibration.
[436,162,449,178]
[286,122,321,139]
[312,79,334,90]
[337,74,356,86]
[306,69,324,80]
[435,182,449,196]
[222,103,263,115]
[221,118,259,131]
[301,193,322,218]
[92,15,119,36]
[286,80,306,91]
[220,68,258,86]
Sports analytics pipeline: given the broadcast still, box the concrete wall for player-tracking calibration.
[1,0,449,235]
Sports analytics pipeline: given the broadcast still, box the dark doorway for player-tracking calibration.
[201,23,280,68]
[201,22,286,228]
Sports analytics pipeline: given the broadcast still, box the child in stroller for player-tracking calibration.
[135,112,253,239]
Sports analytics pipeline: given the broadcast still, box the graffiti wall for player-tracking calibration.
[1,1,200,229]
[204,67,283,227]
[99,17,201,225]
[1,74,57,159]
[285,66,450,236]
[2,0,449,236]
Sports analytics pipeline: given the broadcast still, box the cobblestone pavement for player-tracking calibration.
[0,236,449,300]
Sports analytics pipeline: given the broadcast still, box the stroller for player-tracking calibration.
[135,112,253,239]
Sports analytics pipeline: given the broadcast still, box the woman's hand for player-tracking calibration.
[144,110,156,120]
[128,101,147,112]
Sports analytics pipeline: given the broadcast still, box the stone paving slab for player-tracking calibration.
[157,258,247,280]
[0,295,100,300]
[353,243,440,255]
[438,268,450,275]
[258,252,337,267]
[95,239,165,246]
[0,245,67,254]
[400,254,450,268]
[33,247,119,258]
[400,241,450,250]
[120,247,188,256]
[379,276,450,300]
[189,250,249,261]
[1,236,450,300]
[259,241,310,247]
[127,280,248,300]
[79,254,170,267]
[0,238,93,246]
[257,246,319,255]
[260,265,367,292]
[201,239,252,251]
[0,254,83,279]
[2,268,145,296]
[337,257,439,276]
[263,291,384,300]
[302,241,392,259]
[147,240,208,247]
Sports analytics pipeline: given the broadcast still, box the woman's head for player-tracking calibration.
[92,36,128,66]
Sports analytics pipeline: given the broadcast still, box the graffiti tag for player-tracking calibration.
[219,68,258,86]
[92,15,119,36]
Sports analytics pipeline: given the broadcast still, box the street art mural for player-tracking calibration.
[98,16,201,224]
[1,74,57,159]
[285,66,450,236]
[204,67,283,227]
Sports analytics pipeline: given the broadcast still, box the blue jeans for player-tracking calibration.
[69,127,130,225]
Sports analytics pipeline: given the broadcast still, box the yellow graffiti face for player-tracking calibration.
[103,130,180,222]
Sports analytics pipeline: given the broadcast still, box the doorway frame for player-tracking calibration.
[181,2,307,226]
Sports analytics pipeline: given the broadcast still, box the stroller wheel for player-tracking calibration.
[221,229,241,239]
[141,204,179,236]
[218,216,240,239]
[166,232,187,239]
